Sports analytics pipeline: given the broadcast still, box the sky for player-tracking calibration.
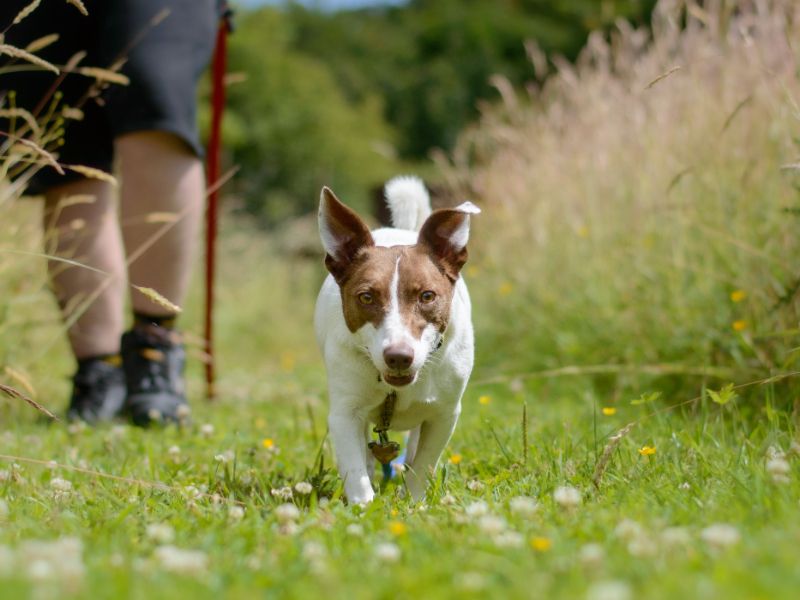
[236,0,406,10]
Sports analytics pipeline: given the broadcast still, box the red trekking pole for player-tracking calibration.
[204,5,233,400]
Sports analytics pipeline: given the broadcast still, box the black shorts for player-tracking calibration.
[0,0,219,194]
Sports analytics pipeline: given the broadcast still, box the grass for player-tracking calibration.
[2,1,800,598]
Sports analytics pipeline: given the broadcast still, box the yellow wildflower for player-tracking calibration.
[638,446,656,456]
[449,454,463,465]
[732,320,747,332]
[730,290,746,303]
[576,225,589,238]
[262,438,275,449]
[390,508,399,517]
[478,395,492,406]
[498,282,514,296]
[601,407,617,416]
[388,521,407,536]
[530,537,552,552]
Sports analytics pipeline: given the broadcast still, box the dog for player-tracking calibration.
[314,176,479,504]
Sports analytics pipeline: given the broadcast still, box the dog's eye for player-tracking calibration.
[358,292,374,305]
[419,290,436,304]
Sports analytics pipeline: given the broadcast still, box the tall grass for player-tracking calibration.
[445,0,800,403]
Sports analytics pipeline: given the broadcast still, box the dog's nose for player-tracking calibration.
[383,344,414,370]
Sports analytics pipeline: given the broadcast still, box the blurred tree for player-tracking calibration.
[220,8,397,222]
[218,0,655,223]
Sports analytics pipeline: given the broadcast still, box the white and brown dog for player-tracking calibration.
[314,176,479,504]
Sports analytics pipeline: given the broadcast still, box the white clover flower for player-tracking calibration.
[466,479,484,492]
[478,515,507,536]
[145,523,175,544]
[175,404,192,420]
[294,482,313,495]
[766,445,786,461]
[579,543,605,568]
[374,542,401,563]
[0,470,9,483]
[492,531,523,548]
[766,457,791,483]
[700,524,741,549]
[167,445,181,458]
[19,537,85,587]
[553,485,581,508]
[393,463,406,473]
[441,493,457,506]
[626,536,657,558]
[464,500,489,518]
[456,571,487,591]
[47,460,58,470]
[613,519,645,541]
[200,423,215,438]
[302,541,326,561]
[586,580,632,600]
[182,485,202,501]
[275,503,300,524]
[509,496,539,517]
[228,506,245,521]
[214,450,235,464]
[346,523,364,537]
[660,526,691,547]
[154,546,208,575]
[50,477,73,492]
[0,545,14,576]
[679,481,691,490]
[271,486,293,501]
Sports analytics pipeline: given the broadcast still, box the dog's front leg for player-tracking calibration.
[405,410,460,502]
[329,411,374,504]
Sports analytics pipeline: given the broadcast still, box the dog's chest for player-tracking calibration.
[364,382,448,431]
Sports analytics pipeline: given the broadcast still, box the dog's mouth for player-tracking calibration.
[383,371,416,387]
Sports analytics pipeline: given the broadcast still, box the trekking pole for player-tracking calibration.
[204,4,233,400]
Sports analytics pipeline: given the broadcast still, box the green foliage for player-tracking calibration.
[220,8,398,222]
[220,0,656,223]
[707,383,737,406]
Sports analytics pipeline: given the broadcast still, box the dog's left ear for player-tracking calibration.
[418,201,481,281]
[319,186,375,283]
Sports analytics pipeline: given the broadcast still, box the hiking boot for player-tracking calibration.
[67,357,126,423]
[121,323,189,426]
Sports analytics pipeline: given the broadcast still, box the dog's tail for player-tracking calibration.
[384,175,432,232]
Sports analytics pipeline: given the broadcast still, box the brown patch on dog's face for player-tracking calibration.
[337,245,458,337]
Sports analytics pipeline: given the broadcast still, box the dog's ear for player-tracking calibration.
[319,186,375,283]
[418,201,481,281]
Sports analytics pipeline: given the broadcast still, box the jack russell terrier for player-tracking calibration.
[314,176,479,504]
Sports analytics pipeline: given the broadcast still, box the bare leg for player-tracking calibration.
[115,131,205,316]
[43,179,125,359]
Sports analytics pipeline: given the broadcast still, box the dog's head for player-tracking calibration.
[318,187,478,387]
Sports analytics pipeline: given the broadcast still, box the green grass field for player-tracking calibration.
[2,1,800,598]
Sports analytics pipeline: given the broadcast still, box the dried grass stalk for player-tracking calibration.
[65,164,118,186]
[25,33,59,54]
[77,67,129,86]
[0,383,58,421]
[3,366,36,399]
[592,422,636,489]
[14,138,64,174]
[12,0,41,25]
[0,44,58,74]
[133,286,183,314]
[65,0,88,16]
[0,108,41,138]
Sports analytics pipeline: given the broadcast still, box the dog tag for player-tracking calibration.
[368,439,400,465]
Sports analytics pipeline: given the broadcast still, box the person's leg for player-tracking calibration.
[44,178,127,422]
[44,179,126,357]
[115,130,205,426]
[116,130,205,317]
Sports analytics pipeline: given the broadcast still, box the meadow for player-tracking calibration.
[2,1,800,598]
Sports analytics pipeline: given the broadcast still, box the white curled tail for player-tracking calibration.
[384,175,432,232]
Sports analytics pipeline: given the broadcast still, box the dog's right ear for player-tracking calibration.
[319,186,375,283]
